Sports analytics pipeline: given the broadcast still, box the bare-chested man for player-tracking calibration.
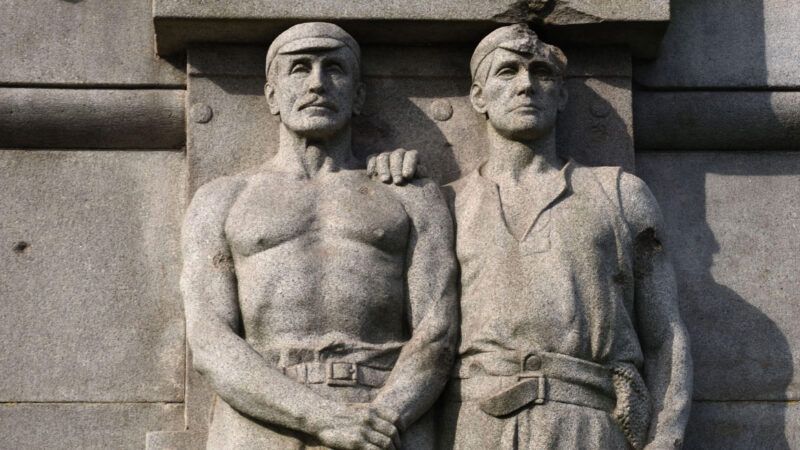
[181,23,457,450]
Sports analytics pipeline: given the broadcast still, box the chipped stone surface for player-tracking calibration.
[0,0,184,86]
[638,152,800,401]
[154,0,668,56]
[0,151,185,402]
[0,403,184,450]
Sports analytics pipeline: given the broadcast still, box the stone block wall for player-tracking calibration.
[0,0,797,448]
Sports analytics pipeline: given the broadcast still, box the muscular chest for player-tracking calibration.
[225,173,410,257]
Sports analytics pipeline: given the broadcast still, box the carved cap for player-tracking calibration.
[470,23,567,81]
[266,22,361,79]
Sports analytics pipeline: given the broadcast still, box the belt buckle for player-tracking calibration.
[326,361,358,387]
[517,371,547,405]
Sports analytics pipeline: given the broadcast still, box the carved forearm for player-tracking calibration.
[186,315,347,436]
[371,303,457,429]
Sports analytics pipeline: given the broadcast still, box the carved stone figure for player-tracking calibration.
[181,22,458,450]
[371,24,693,449]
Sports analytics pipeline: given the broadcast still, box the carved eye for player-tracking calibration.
[495,65,518,78]
[326,62,345,74]
[290,63,310,75]
[531,66,557,81]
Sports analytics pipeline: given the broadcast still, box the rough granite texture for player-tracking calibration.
[684,402,800,449]
[635,0,800,88]
[638,152,800,401]
[0,89,185,149]
[0,0,184,86]
[635,91,800,150]
[0,151,185,402]
[154,0,668,56]
[0,403,184,450]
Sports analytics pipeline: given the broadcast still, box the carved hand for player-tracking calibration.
[366,148,419,184]
[315,404,401,450]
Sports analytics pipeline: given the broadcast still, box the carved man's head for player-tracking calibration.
[265,23,366,139]
[469,24,568,141]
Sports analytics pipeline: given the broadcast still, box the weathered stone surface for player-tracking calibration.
[0,151,185,402]
[0,89,185,149]
[635,91,800,150]
[0,0,184,86]
[637,152,800,401]
[187,45,632,193]
[635,0,800,88]
[684,402,800,449]
[155,0,668,57]
[146,430,207,450]
[0,403,184,450]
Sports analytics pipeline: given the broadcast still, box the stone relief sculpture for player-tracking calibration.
[371,24,693,449]
[181,23,458,449]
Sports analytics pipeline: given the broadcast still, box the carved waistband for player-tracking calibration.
[448,351,618,415]
[282,361,390,388]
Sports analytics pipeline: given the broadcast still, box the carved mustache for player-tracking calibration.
[298,96,338,112]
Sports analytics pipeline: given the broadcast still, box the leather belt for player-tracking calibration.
[283,361,390,388]
[448,351,617,417]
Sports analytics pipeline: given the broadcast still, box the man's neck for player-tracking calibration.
[483,126,563,184]
[272,124,358,178]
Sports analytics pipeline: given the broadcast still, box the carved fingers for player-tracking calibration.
[317,405,400,450]
[367,148,420,184]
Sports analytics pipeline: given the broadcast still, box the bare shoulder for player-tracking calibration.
[617,170,663,235]
[385,178,452,228]
[184,175,249,230]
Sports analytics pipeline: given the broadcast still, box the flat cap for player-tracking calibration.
[470,24,567,80]
[266,22,361,77]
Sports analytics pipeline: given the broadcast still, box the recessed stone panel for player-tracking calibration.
[637,152,800,401]
[0,151,186,402]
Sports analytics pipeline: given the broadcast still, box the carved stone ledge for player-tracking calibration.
[153,0,669,58]
[0,89,185,150]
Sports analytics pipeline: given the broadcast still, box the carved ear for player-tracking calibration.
[470,83,488,114]
[558,83,569,112]
[352,82,366,116]
[265,83,280,115]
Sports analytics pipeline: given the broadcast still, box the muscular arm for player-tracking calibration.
[619,172,693,449]
[181,177,367,440]
[372,178,459,430]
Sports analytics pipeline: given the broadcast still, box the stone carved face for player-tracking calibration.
[470,48,568,141]
[266,47,365,139]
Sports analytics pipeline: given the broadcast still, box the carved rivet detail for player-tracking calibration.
[430,99,453,122]
[191,104,214,124]
[590,101,611,118]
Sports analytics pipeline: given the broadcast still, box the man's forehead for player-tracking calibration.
[491,47,560,67]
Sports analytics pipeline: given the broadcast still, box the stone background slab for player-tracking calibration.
[635,0,800,88]
[0,0,184,86]
[638,152,800,402]
[0,151,186,402]
[0,403,184,450]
